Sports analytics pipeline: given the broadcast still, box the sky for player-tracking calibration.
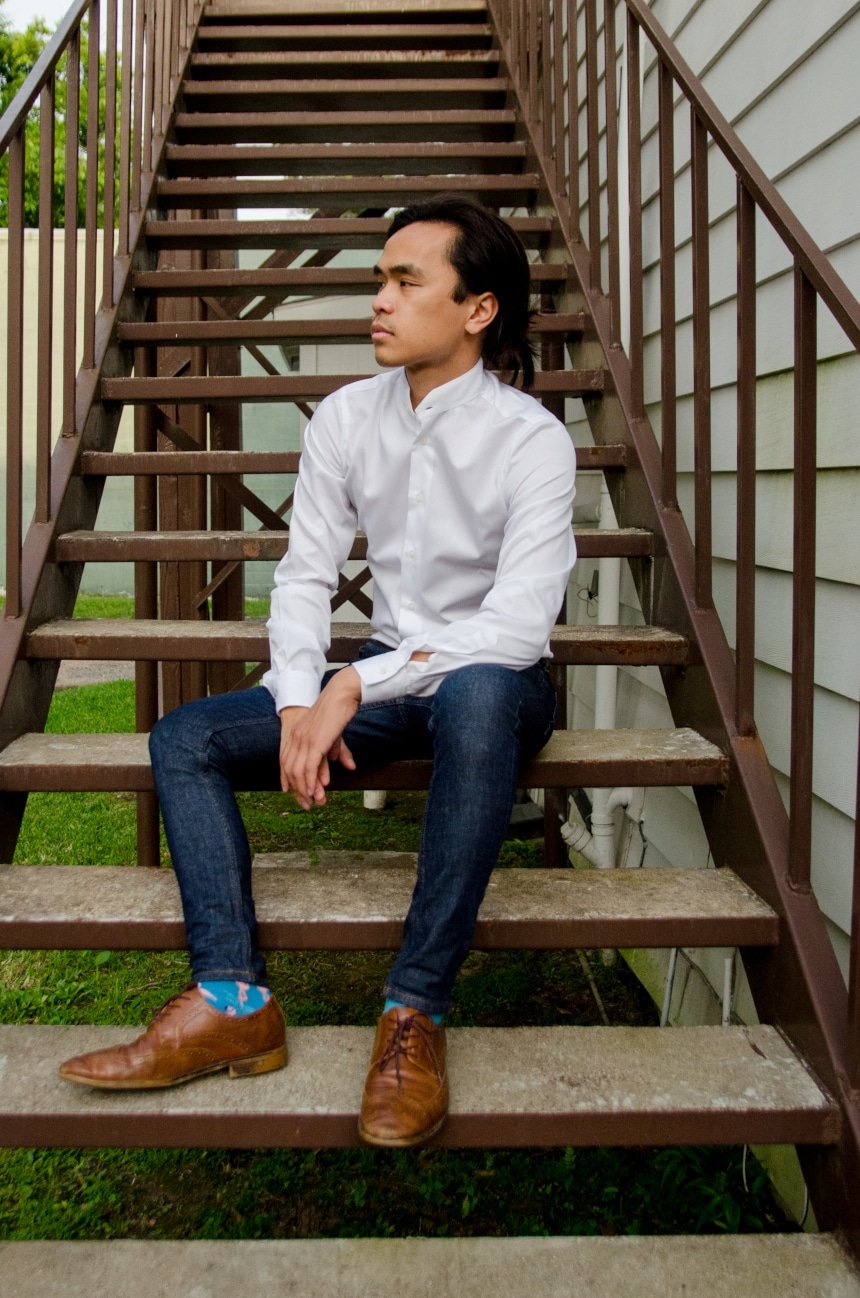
[2,0,73,31]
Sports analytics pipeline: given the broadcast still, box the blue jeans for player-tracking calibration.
[149,643,557,1017]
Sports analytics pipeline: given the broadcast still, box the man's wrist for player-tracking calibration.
[330,664,362,701]
[279,705,308,725]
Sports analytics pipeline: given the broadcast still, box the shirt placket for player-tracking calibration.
[398,409,434,640]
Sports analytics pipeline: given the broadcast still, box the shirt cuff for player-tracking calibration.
[262,667,321,712]
[352,646,435,704]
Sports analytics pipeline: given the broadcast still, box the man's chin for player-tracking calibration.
[372,343,401,368]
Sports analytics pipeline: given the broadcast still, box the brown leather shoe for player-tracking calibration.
[358,1005,448,1148]
[57,986,287,1090]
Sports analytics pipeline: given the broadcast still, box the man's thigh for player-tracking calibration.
[153,686,283,789]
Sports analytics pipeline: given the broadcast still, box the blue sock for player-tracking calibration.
[197,981,272,1017]
[384,997,443,1026]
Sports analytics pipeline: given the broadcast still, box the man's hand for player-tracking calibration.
[279,666,362,810]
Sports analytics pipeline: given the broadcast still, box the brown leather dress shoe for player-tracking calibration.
[57,986,287,1090]
[358,1005,448,1148]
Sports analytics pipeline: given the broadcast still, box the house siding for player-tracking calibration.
[567,0,859,986]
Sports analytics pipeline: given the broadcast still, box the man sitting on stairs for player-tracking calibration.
[58,195,577,1148]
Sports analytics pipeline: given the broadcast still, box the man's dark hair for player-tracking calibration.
[387,195,536,390]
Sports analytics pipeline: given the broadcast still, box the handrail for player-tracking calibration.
[487,0,860,1257]
[0,0,90,155]
[625,0,860,349]
[1,0,206,623]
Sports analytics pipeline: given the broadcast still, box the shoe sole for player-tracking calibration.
[357,1111,447,1148]
[57,1043,288,1091]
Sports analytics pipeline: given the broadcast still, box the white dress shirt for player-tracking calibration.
[263,359,577,710]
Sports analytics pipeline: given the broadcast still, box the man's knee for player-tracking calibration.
[432,665,523,750]
[149,698,209,772]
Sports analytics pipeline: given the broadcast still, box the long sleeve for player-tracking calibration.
[263,399,357,711]
[351,416,577,704]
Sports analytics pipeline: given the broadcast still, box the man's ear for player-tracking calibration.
[465,291,499,337]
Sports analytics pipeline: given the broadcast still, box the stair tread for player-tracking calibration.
[116,312,586,341]
[142,214,550,246]
[0,862,778,950]
[158,172,536,189]
[27,619,687,666]
[165,150,529,177]
[131,263,568,294]
[203,0,491,13]
[53,527,654,561]
[196,23,495,45]
[0,729,728,792]
[1,1235,858,1298]
[100,372,603,403]
[190,49,501,66]
[172,108,518,144]
[156,175,540,208]
[78,443,623,472]
[181,76,512,94]
[0,1023,835,1148]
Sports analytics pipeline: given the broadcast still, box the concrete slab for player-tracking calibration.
[0,863,778,950]
[0,727,728,792]
[0,1024,836,1149]
[1,1234,859,1298]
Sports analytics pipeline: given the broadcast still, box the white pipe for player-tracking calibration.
[561,479,629,869]
[721,953,735,1027]
[661,947,679,1027]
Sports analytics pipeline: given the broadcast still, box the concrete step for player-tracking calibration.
[3,1235,859,1298]
[26,619,687,668]
[0,728,727,794]
[53,526,652,562]
[0,1022,836,1149]
[0,862,778,951]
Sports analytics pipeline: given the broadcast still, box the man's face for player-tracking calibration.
[370,221,490,379]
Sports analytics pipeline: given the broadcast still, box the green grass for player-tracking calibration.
[0,656,793,1242]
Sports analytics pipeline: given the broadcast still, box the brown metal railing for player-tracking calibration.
[0,0,204,622]
[488,0,860,1250]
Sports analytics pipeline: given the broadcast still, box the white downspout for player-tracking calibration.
[561,479,631,869]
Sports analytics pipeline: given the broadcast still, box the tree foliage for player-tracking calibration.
[0,1,115,227]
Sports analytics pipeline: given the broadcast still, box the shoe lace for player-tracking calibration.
[376,1014,435,1087]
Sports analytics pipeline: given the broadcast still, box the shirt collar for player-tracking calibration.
[396,359,486,417]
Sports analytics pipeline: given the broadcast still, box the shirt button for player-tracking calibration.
[406,601,416,611]
[406,548,416,559]
[412,492,423,504]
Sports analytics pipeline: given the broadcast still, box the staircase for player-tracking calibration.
[1,0,859,1292]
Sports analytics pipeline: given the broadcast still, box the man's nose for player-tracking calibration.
[373,283,392,313]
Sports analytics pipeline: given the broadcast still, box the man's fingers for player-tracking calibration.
[337,738,357,771]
